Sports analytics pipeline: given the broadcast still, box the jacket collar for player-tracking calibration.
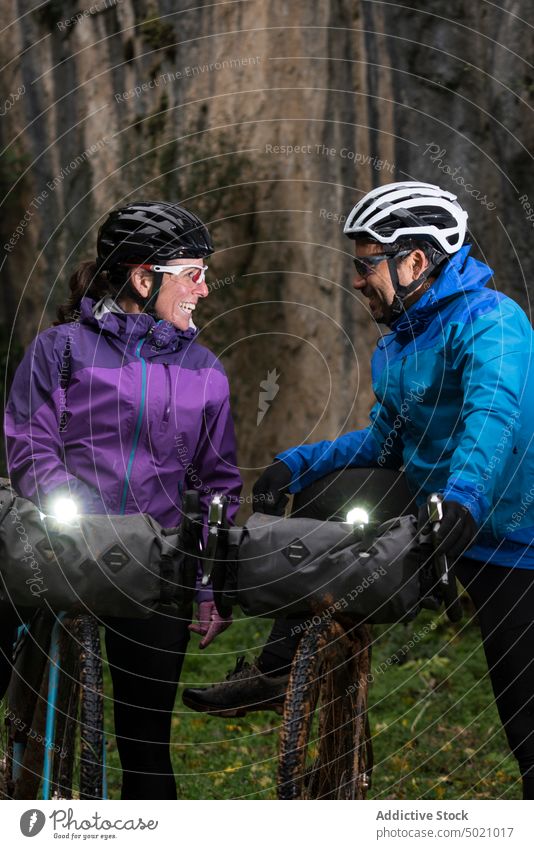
[92,296,125,319]
[78,297,198,352]
[389,246,494,336]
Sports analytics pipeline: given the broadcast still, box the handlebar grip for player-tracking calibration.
[183,490,201,515]
[426,492,444,525]
[426,493,463,623]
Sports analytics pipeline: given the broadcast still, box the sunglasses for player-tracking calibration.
[123,263,208,284]
[353,250,411,278]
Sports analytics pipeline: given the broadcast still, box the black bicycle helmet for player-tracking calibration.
[95,201,213,314]
[96,201,214,269]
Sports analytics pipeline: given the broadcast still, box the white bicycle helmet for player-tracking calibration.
[343,181,468,255]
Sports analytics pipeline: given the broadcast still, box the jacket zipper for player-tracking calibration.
[162,363,171,427]
[399,355,407,405]
[119,333,149,514]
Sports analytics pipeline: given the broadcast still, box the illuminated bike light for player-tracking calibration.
[345,506,369,526]
[49,497,79,523]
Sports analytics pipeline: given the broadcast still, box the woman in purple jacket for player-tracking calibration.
[2,201,243,798]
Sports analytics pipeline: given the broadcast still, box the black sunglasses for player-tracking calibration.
[353,250,411,278]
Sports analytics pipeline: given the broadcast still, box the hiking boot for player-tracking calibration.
[182,656,288,717]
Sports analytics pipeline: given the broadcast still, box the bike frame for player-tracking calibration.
[10,612,108,800]
[41,613,64,799]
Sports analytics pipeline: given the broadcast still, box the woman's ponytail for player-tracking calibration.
[55,260,113,324]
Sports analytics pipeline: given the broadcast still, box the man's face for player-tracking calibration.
[154,258,209,330]
[352,241,419,324]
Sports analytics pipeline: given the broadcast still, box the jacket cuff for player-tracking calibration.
[42,478,106,515]
[442,475,488,527]
[195,584,214,604]
[272,452,297,491]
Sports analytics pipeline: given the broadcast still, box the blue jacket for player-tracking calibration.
[277,246,534,568]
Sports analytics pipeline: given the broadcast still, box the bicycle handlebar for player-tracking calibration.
[179,491,463,623]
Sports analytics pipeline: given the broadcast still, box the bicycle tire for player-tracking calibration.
[277,619,373,800]
[52,615,104,799]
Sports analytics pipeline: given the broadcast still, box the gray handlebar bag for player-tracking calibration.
[232,512,422,624]
[0,481,180,618]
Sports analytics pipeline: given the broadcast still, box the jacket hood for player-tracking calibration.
[77,296,198,353]
[390,246,494,335]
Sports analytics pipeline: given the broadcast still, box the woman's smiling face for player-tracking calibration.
[153,259,209,330]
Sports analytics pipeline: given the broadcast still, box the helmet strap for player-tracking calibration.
[123,270,164,316]
[143,270,164,317]
[386,250,444,326]
[124,280,148,309]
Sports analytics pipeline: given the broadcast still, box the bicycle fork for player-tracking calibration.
[41,613,65,800]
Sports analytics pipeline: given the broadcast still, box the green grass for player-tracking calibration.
[365,609,520,800]
[102,600,522,800]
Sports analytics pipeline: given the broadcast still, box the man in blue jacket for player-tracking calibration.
[184,182,534,798]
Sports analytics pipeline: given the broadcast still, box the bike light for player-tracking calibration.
[345,506,369,526]
[48,497,79,523]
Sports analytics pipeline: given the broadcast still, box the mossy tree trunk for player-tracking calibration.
[1,1,531,500]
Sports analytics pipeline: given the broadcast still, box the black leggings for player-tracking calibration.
[260,468,534,798]
[103,612,190,800]
[0,607,190,800]
[455,559,534,799]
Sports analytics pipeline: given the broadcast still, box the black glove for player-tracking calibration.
[418,499,478,560]
[252,460,292,515]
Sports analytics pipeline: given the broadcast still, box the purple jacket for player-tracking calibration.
[5,297,242,597]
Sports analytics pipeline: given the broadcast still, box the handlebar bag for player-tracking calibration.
[0,480,182,618]
[232,512,422,624]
